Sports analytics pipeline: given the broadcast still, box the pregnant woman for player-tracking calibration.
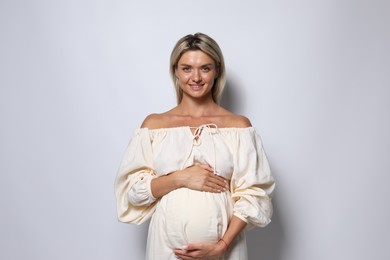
[115,33,275,260]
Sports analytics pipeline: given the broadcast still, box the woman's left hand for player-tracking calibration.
[173,240,227,259]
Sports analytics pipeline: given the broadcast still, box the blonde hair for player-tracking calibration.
[170,33,226,104]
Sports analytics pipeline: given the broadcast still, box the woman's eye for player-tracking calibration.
[182,67,191,72]
[202,67,211,72]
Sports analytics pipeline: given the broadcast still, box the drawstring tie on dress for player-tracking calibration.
[181,124,219,175]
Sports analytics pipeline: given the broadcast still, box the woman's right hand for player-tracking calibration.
[173,164,228,193]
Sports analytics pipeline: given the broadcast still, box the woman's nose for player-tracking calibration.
[192,70,201,82]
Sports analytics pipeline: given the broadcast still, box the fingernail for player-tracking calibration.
[182,245,188,250]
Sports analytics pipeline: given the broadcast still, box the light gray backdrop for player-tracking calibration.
[1,0,389,259]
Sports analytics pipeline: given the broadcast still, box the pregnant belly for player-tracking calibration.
[159,188,232,248]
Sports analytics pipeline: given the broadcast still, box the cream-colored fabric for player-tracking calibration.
[115,126,275,259]
[115,129,158,224]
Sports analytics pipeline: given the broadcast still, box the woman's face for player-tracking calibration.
[175,50,218,101]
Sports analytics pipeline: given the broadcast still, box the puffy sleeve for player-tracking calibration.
[231,128,275,229]
[114,128,158,225]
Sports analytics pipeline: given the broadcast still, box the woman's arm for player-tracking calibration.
[173,216,247,259]
[150,164,228,198]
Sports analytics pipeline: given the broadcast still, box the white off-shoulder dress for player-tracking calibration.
[115,125,275,260]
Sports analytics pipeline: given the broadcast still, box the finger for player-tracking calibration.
[177,256,196,260]
[174,251,197,260]
[203,183,225,193]
[208,176,228,189]
[212,176,228,186]
[204,176,227,191]
[173,254,191,260]
[175,251,201,259]
[199,164,214,172]
[207,171,225,180]
[186,242,203,250]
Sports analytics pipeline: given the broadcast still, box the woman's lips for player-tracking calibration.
[189,84,204,90]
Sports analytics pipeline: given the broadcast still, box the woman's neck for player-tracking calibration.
[176,96,219,118]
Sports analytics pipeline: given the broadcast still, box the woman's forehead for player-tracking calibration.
[178,50,215,65]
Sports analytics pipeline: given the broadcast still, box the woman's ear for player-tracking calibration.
[174,66,179,78]
[215,65,220,78]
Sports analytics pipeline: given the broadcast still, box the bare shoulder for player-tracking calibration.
[225,114,252,128]
[140,113,167,129]
[218,108,252,128]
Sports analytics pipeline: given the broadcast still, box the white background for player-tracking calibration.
[1,1,389,259]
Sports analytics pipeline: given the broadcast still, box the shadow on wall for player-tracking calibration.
[246,196,284,260]
[221,79,285,260]
[220,78,241,113]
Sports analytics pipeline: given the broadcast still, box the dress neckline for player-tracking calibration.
[141,125,254,132]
